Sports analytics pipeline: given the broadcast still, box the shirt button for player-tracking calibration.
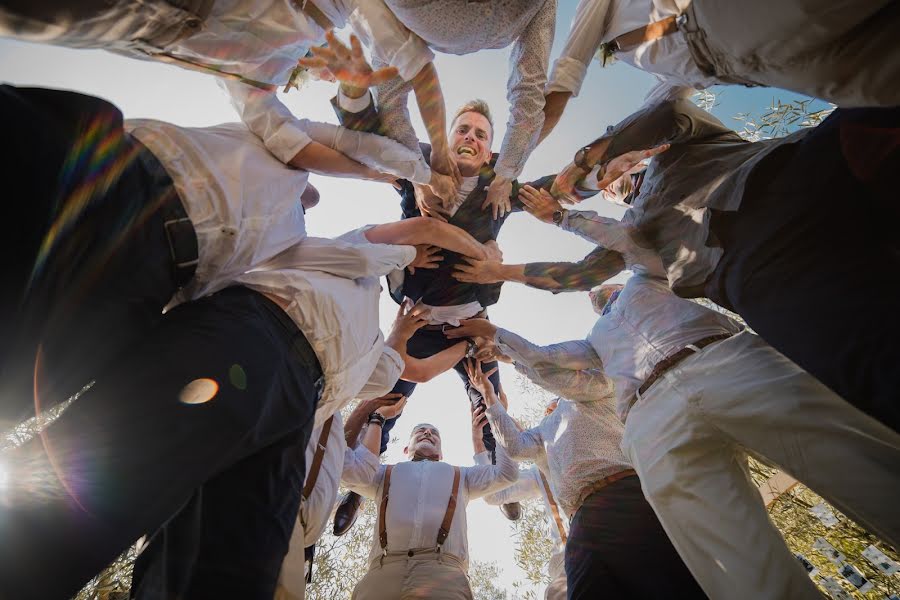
[407,550,414,557]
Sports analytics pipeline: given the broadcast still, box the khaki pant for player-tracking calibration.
[684,0,900,107]
[621,331,900,600]
[351,552,473,600]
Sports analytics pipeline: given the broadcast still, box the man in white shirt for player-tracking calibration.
[457,276,900,600]
[455,356,702,600]
[480,450,569,600]
[540,0,899,142]
[0,83,436,430]
[0,0,464,197]
[0,118,485,597]
[342,366,519,600]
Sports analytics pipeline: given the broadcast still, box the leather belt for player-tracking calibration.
[583,469,638,498]
[608,14,685,54]
[637,333,734,396]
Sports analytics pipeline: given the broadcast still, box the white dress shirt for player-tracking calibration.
[485,396,631,519]
[344,447,518,569]
[237,233,416,426]
[126,118,429,307]
[478,463,567,586]
[93,0,434,165]
[369,0,557,179]
[547,0,718,99]
[560,209,665,277]
[279,412,378,598]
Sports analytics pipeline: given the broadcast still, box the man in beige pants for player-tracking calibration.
[343,374,518,600]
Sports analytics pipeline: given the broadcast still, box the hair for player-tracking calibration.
[591,283,624,314]
[452,99,494,134]
[410,423,440,437]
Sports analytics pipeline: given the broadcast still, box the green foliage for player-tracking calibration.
[469,560,509,600]
[732,98,834,141]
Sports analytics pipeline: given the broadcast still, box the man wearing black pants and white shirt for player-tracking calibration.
[0,83,437,432]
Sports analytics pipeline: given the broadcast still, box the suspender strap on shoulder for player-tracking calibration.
[379,465,394,551]
[436,466,462,548]
[302,416,334,500]
[539,471,568,545]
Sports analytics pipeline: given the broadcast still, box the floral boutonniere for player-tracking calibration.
[596,42,619,67]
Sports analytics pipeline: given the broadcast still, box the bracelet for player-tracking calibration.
[367,413,386,427]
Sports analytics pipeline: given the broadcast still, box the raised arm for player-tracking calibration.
[260,236,416,280]
[480,466,543,506]
[364,217,488,261]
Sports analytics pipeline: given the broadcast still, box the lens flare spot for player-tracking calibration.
[179,378,219,405]
[229,364,247,390]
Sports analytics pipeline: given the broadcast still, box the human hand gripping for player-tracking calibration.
[482,176,513,220]
[409,245,443,274]
[444,318,498,342]
[375,395,408,419]
[595,144,669,190]
[387,299,431,345]
[518,185,562,224]
[452,256,504,285]
[363,392,406,415]
[299,31,398,93]
[463,358,499,405]
[413,183,450,222]
[470,401,489,448]
[428,148,462,207]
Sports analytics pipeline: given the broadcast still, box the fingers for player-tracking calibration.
[643,143,669,158]
[349,34,364,60]
[297,56,327,69]
[326,30,352,61]
[483,366,499,380]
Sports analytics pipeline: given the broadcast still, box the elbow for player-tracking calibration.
[400,363,434,384]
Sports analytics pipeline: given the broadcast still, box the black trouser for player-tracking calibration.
[565,475,706,600]
[0,85,196,427]
[705,106,900,432]
[0,287,322,600]
[381,327,499,455]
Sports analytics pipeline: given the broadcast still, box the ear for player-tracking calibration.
[403,445,409,455]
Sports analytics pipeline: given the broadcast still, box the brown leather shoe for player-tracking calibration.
[500,501,521,521]
[333,491,365,536]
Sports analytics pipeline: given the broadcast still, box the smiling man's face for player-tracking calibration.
[448,111,493,176]
[405,423,442,460]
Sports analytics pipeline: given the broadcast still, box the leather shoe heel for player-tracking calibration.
[500,501,521,521]
[333,491,364,536]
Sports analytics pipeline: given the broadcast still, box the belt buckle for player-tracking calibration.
[676,13,688,29]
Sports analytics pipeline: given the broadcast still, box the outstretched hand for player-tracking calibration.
[518,185,562,224]
[445,318,498,341]
[452,256,504,285]
[375,394,408,419]
[595,144,669,190]
[463,357,498,398]
[388,299,431,344]
[299,31,398,90]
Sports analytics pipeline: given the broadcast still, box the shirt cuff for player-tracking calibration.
[382,344,405,374]
[486,401,507,420]
[473,451,492,466]
[338,88,374,114]
[266,120,314,164]
[547,57,588,97]
[389,34,435,81]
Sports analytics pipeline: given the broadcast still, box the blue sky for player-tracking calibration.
[0,6,827,595]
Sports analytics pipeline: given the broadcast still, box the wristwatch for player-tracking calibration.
[573,144,594,170]
[552,208,568,226]
[367,412,386,427]
[465,339,478,358]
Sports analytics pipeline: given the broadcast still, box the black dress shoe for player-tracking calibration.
[333,491,364,536]
[500,501,521,521]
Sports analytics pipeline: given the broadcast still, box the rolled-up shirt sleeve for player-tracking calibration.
[485,402,543,462]
[547,0,611,97]
[221,79,312,163]
[463,444,519,500]
[300,118,431,183]
[494,0,556,180]
[342,445,384,499]
[357,348,405,401]
[496,328,603,371]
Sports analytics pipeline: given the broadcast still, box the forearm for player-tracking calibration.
[485,403,542,461]
[365,218,488,260]
[400,342,467,383]
[288,140,384,180]
[521,248,626,293]
[519,363,612,404]
[495,329,601,371]
[361,423,382,456]
[411,62,450,158]
[344,400,375,447]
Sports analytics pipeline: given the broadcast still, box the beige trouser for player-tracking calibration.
[621,331,900,600]
[351,551,473,600]
[683,0,900,107]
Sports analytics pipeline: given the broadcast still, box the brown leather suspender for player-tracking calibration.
[302,416,334,500]
[538,471,568,545]
[379,464,462,553]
